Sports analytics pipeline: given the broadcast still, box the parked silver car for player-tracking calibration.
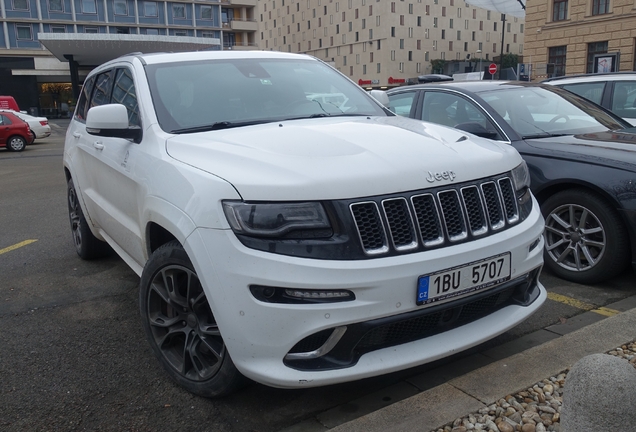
[543,72,636,126]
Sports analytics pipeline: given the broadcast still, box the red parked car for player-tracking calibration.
[0,111,33,152]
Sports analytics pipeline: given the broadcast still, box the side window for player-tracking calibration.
[387,91,417,117]
[561,82,605,105]
[0,115,6,125]
[0,114,12,125]
[112,68,141,127]
[422,92,503,139]
[90,70,115,109]
[75,75,95,121]
[611,81,636,120]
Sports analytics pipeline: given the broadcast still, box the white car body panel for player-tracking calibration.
[63,51,546,391]
[166,116,522,201]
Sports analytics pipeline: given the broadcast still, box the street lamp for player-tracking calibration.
[476,49,482,77]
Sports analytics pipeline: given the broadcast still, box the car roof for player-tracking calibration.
[102,50,317,68]
[542,72,636,84]
[387,80,544,94]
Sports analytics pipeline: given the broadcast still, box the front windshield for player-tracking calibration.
[479,86,626,138]
[145,57,387,133]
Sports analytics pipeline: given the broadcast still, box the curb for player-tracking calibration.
[279,295,636,432]
[329,306,636,432]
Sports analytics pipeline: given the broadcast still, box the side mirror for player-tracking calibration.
[454,122,498,140]
[86,104,142,144]
[369,90,390,107]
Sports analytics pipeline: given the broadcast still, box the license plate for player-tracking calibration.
[416,252,511,306]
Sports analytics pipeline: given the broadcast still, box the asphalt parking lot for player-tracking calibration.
[1,120,635,431]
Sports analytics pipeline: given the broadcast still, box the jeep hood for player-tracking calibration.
[165,116,522,200]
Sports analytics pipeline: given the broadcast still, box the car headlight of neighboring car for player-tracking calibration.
[510,161,533,218]
[511,160,531,192]
[223,201,331,238]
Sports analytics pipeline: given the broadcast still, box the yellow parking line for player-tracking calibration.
[0,239,38,255]
[547,292,620,317]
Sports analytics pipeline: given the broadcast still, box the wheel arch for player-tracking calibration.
[143,196,196,258]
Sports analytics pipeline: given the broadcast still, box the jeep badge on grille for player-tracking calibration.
[426,171,456,182]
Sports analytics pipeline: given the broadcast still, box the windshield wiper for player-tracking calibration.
[171,120,269,134]
[522,133,570,139]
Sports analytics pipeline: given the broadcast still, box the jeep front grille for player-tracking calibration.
[350,175,519,255]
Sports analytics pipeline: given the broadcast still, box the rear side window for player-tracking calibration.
[611,81,636,119]
[91,70,115,108]
[112,68,141,127]
[561,82,605,105]
[75,76,95,121]
[0,114,11,125]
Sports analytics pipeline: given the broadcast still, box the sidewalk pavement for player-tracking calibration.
[280,295,636,432]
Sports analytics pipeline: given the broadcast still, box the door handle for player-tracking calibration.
[93,141,104,150]
[73,132,81,139]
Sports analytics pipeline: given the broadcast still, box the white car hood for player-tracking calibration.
[166,116,522,200]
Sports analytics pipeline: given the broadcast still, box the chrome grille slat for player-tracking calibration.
[351,175,520,255]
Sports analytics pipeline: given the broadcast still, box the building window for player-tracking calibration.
[172,4,185,18]
[51,25,66,33]
[146,28,159,35]
[587,41,608,73]
[85,27,99,33]
[12,0,29,10]
[114,0,127,15]
[116,27,130,34]
[48,0,63,12]
[377,63,381,73]
[16,24,32,39]
[592,0,609,15]
[552,0,567,21]
[399,62,404,72]
[201,5,212,19]
[144,1,157,17]
[549,45,567,77]
[174,30,187,36]
[81,0,97,14]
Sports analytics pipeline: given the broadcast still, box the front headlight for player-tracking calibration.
[511,160,531,191]
[223,201,331,237]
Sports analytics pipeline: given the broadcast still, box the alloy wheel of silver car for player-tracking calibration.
[541,189,629,284]
[544,203,605,272]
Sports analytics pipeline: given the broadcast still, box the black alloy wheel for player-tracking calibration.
[139,241,245,397]
[67,178,112,259]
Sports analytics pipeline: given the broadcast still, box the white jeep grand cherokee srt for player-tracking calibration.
[63,51,546,397]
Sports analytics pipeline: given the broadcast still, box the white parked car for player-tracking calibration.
[0,109,51,140]
[63,51,546,397]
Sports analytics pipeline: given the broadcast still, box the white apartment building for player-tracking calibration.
[258,0,525,89]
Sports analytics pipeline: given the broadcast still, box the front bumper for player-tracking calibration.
[184,197,546,388]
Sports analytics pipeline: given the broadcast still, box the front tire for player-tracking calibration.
[139,241,246,398]
[542,189,629,284]
[7,136,26,152]
[67,178,112,259]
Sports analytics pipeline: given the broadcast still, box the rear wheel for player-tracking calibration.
[139,241,246,398]
[7,136,26,152]
[67,178,112,259]
[542,189,629,284]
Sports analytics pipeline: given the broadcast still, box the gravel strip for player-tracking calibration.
[432,341,636,432]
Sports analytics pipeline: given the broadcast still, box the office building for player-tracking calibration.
[0,0,257,115]
[258,0,525,88]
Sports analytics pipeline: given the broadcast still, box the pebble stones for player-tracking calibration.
[432,341,636,432]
